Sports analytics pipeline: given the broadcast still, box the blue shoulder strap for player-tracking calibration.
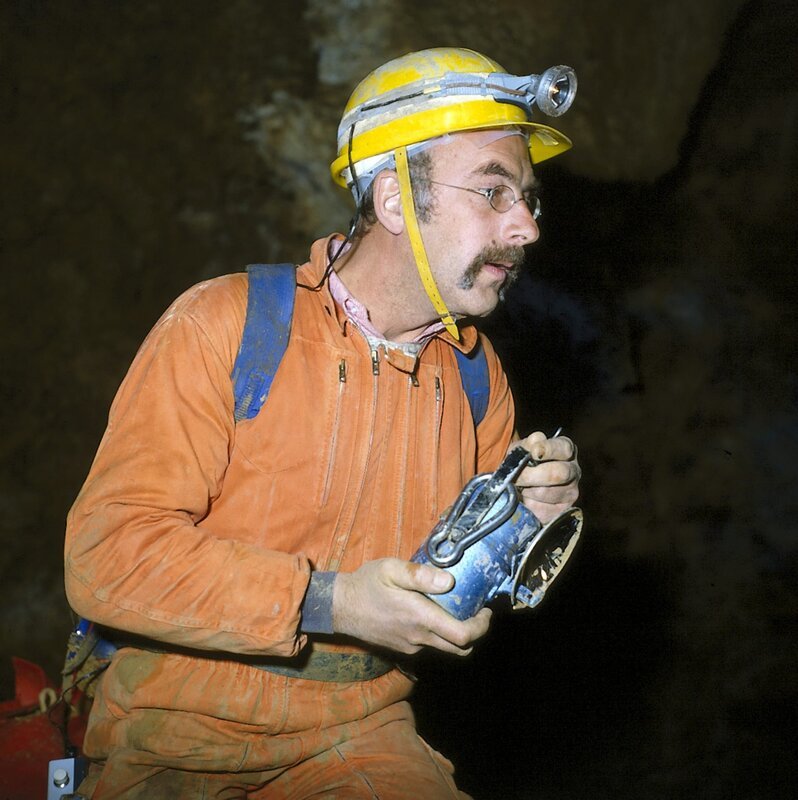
[231,263,296,422]
[231,262,489,425]
[454,342,490,427]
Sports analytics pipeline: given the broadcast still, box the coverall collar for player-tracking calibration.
[308,234,480,356]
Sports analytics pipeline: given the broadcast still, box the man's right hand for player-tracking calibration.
[332,558,492,656]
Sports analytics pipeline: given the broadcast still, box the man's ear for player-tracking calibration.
[372,170,404,235]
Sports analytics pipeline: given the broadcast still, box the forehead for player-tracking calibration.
[428,130,535,184]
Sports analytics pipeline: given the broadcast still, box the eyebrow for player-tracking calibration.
[470,160,514,181]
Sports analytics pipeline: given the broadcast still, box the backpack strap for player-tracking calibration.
[231,263,296,422]
[454,341,490,427]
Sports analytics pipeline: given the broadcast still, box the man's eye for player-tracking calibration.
[484,186,509,200]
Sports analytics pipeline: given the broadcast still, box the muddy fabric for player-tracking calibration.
[65,234,515,797]
[81,648,416,770]
[78,700,470,798]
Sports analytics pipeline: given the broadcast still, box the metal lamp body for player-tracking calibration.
[412,497,537,619]
[412,461,583,621]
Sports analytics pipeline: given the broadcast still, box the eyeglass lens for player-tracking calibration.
[490,186,541,219]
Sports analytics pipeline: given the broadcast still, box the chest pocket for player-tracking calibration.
[232,340,348,485]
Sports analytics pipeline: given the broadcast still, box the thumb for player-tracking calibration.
[401,562,455,595]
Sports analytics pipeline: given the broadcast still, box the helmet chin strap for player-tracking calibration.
[394,146,460,341]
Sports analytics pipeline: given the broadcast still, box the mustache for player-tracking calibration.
[458,244,527,291]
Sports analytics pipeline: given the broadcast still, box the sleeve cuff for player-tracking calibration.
[300,571,336,634]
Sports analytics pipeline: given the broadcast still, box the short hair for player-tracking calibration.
[351,150,435,241]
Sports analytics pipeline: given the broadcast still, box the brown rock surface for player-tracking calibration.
[1,1,794,796]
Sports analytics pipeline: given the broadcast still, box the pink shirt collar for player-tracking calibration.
[327,263,446,345]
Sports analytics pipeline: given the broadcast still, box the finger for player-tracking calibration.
[469,607,493,639]
[527,436,576,461]
[520,498,576,524]
[514,430,545,455]
[423,607,493,655]
[422,632,474,656]
[515,459,580,488]
[515,431,572,461]
[521,482,580,509]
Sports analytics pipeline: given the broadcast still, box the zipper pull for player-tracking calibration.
[435,376,441,401]
[410,373,419,388]
[371,348,380,376]
[338,359,346,383]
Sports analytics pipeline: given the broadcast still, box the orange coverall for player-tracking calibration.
[64,236,516,798]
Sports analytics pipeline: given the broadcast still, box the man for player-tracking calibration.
[65,47,581,798]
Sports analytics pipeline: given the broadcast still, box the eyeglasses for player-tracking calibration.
[430,181,541,220]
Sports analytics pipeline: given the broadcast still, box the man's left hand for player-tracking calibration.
[512,431,581,523]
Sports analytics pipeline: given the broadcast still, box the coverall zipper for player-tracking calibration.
[320,359,346,507]
[326,347,379,570]
[431,374,443,512]
[392,374,415,555]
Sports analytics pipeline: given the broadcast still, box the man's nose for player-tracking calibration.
[503,201,540,245]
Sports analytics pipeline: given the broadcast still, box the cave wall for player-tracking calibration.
[1,1,795,797]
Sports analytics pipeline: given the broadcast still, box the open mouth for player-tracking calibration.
[482,262,513,281]
[460,247,524,292]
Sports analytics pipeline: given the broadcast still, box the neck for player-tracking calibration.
[332,228,443,342]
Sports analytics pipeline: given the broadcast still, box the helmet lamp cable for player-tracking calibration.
[297,123,361,292]
[296,211,359,292]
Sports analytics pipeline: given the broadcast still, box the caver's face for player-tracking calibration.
[419,131,539,319]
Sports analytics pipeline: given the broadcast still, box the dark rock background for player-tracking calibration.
[1,1,795,797]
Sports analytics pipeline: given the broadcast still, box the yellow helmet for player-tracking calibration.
[330,47,577,189]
